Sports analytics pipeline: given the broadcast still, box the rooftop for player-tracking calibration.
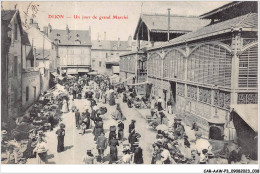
[149,13,258,51]
[92,40,133,51]
[200,1,258,20]
[48,28,91,46]
[35,49,51,60]
[133,14,210,40]
[1,10,16,22]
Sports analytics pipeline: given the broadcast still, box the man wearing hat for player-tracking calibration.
[75,108,80,129]
[129,120,136,134]
[118,120,124,141]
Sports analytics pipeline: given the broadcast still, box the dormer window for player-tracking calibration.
[75,39,81,44]
[76,34,79,37]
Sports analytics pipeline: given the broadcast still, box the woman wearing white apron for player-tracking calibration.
[61,99,69,113]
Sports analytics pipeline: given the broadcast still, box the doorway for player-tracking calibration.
[33,86,36,101]
[170,81,176,111]
[209,125,224,140]
[163,89,167,108]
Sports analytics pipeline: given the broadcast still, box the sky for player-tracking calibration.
[2,1,229,41]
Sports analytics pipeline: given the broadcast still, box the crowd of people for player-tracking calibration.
[1,73,249,165]
[1,83,69,164]
[52,74,145,164]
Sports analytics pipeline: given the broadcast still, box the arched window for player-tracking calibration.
[188,44,232,87]
[163,50,185,80]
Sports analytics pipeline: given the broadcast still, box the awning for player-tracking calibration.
[67,68,78,74]
[78,68,89,73]
[109,75,119,79]
[120,75,136,83]
[230,104,258,132]
[88,71,99,75]
[51,72,64,80]
[127,81,151,86]
[57,76,64,80]
[51,72,59,77]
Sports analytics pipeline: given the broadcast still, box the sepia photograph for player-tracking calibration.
[0,0,259,171]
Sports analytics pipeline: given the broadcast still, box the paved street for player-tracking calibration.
[26,91,157,164]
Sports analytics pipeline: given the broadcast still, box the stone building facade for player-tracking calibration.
[1,10,23,128]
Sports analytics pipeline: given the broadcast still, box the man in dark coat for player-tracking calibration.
[73,88,77,99]
[75,109,80,128]
[129,120,136,134]
[118,121,124,141]
[122,92,127,103]
[56,123,65,152]
[127,97,132,108]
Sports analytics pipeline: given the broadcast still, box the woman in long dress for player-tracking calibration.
[109,135,119,164]
[157,97,163,112]
[61,99,69,113]
[109,92,116,106]
[56,123,66,152]
[33,136,48,164]
[94,117,104,141]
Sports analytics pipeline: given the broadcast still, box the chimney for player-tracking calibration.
[66,25,70,40]
[104,32,106,41]
[117,37,120,48]
[89,26,91,38]
[167,8,171,41]
[43,26,48,36]
[48,23,52,33]
[66,25,69,34]
[128,35,132,47]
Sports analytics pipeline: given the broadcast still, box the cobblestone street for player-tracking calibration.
[26,90,159,164]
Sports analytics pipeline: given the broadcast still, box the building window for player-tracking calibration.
[99,61,102,67]
[14,24,18,40]
[106,53,108,58]
[92,60,95,67]
[26,86,29,101]
[14,56,18,76]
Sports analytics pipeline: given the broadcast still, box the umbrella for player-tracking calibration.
[156,124,168,131]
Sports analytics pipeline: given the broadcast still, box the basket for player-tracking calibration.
[110,126,116,132]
